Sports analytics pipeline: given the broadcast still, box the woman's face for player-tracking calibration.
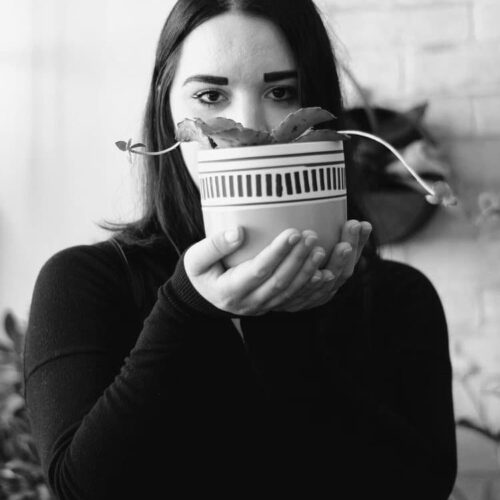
[169,11,300,186]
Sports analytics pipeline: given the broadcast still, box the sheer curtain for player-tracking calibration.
[0,0,174,321]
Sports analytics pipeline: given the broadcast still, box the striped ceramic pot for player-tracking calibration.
[198,140,347,267]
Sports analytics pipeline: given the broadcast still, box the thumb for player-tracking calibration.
[185,227,244,276]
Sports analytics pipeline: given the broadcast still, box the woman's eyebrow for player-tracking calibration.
[183,70,298,86]
[183,75,229,86]
[263,70,298,82]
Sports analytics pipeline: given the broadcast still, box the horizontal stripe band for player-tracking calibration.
[198,149,344,164]
[199,160,345,175]
[202,193,346,208]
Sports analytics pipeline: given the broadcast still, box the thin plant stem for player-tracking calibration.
[337,129,437,197]
[129,142,181,156]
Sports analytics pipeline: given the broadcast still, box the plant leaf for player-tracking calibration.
[130,143,146,149]
[204,117,243,132]
[271,107,337,143]
[115,141,128,151]
[210,128,274,148]
[175,108,342,148]
[425,181,458,206]
[175,118,218,149]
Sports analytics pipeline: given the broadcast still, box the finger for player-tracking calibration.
[185,226,244,277]
[262,242,325,309]
[284,237,359,311]
[274,222,366,313]
[246,232,319,305]
[221,227,302,297]
[301,269,337,302]
[356,221,372,262]
[322,241,353,285]
[318,220,357,280]
[340,220,360,276]
[272,264,334,311]
[283,260,333,304]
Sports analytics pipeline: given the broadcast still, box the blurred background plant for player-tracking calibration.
[451,337,500,500]
[457,189,500,456]
[0,312,53,500]
[447,190,500,500]
[476,192,500,236]
[452,339,500,464]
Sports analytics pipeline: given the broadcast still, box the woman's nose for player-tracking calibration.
[231,99,269,132]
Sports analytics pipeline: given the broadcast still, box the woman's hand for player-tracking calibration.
[268,220,372,312]
[183,220,372,316]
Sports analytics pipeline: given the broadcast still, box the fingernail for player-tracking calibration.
[342,247,352,259]
[304,234,318,247]
[350,223,361,235]
[310,271,321,283]
[324,270,335,281]
[288,233,301,246]
[225,228,240,243]
[312,249,325,264]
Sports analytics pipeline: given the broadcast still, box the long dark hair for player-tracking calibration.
[100,0,378,259]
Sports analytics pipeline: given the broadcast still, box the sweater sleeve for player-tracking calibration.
[23,244,237,500]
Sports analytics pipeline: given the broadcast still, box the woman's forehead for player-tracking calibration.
[175,12,297,82]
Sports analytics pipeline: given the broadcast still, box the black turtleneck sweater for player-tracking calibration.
[24,238,457,499]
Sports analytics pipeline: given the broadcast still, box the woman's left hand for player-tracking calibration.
[267,219,372,312]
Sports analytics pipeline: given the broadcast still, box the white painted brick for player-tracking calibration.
[481,287,500,325]
[340,50,402,104]
[320,0,468,11]
[474,96,500,136]
[443,137,500,190]
[395,0,469,5]
[330,10,399,48]
[442,288,482,333]
[405,43,500,96]
[474,1,500,41]
[362,94,471,141]
[457,332,500,377]
[423,96,475,138]
[317,0,388,11]
[328,5,469,48]
[400,5,471,46]
[477,239,500,289]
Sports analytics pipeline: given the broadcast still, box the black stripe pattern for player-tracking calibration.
[201,166,346,203]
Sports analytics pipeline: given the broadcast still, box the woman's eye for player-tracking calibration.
[268,86,298,102]
[192,86,298,108]
[193,90,226,107]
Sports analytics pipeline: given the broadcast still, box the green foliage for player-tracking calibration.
[0,312,53,500]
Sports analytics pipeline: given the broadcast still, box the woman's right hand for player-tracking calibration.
[183,226,326,316]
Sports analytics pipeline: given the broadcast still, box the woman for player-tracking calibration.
[24,1,457,498]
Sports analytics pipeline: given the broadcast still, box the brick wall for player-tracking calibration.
[317,0,500,496]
